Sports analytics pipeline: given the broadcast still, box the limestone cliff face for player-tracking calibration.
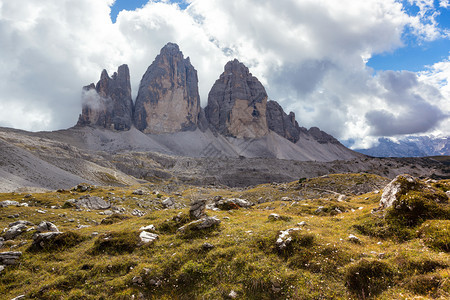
[205,59,269,139]
[266,100,301,143]
[134,43,201,134]
[77,64,133,131]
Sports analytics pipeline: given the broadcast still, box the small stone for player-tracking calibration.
[202,242,214,250]
[0,265,4,273]
[132,209,145,217]
[348,234,361,244]
[132,276,143,284]
[268,213,280,221]
[0,200,19,207]
[337,195,347,202]
[37,210,46,214]
[315,206,324,213]
[228,290,238,299]
[281,197,291,201]
[11,295,26,300]
[297,221,306,226]
[139,225,156,232]
[162,198,175,208]
[133,190,144,195]
[276,228,300,250]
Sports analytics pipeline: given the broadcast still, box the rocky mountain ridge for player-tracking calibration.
[354,136,450,157]
[76,43,351,159]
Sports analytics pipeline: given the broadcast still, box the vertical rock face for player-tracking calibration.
[266,100,301,143]
[205,59,269,138]
[134,43,201,134]
[77,64,133,131]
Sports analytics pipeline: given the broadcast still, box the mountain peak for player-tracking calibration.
[133,43,201,134]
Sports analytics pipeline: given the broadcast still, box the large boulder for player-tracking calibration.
[134,43,202,133]
[205,59,269,138]
[177,216,221,234]
[3,220,33,240]
[73,195,111,210]
[189,199,207,219]
[77,64,133,131]
[380,174,439,209]
[36,221,59,233]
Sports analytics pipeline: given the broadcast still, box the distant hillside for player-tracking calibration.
[354,136,450,157]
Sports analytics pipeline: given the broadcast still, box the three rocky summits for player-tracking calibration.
[77,42,337,144]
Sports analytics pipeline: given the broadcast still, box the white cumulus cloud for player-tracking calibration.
[0,0,448,148]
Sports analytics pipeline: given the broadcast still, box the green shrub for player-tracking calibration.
[345,259,395,299]
[90,231,140,255]
[419,220,450,252]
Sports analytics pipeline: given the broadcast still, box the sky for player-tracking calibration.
[0,0,449,149]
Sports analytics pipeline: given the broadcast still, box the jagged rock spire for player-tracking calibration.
[77,64,133,131]
[133,42,202,134]
[205,59,269,138]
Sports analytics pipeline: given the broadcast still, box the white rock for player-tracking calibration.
[348,234,360,243]
[276,228,300,249]
[139,231,159,244]
[139,225,156,232]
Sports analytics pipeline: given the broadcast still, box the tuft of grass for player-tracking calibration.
[100,214,131,225]
[385,191,449,227]
[419,220,450,252]
[27,232,85,253]
[90,231,140,255]
[405,274,441,296]
[157,213,191,234]
[344,259,395,299]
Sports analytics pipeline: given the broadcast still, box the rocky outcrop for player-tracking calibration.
[266,100,301,143]
[307,127,340,144]
[77,64,133,131]
[134,43,201,134]
[205,59,269,138]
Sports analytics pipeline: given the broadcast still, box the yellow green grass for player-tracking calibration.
[0,173,448,299]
